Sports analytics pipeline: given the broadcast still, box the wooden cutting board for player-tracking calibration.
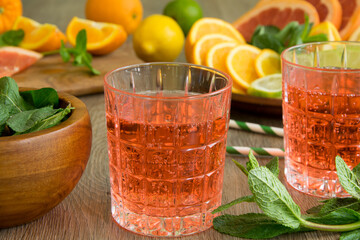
[14,41,143,96]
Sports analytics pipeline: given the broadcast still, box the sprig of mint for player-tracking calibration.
[250,15,328,53]
[0,76,73,136]
[0,29,24,47]
[213,152,360,239]
[43,29,100,75]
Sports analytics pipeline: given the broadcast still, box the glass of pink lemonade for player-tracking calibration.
[104,63,232,236]
[282,42,360,198]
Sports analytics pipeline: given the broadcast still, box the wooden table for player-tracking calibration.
[0,0,339,239]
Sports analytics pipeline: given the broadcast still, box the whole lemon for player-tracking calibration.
[133,14,184,62]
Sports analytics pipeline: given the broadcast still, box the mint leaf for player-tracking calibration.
[59,40,71,62]
[340,229,360,240]
[0,76,32,114]
[307,198,360,215]
[266,157,279,177]
[0,105,10,135]
[336,156,360,200]
[21,88,59,108]
[75,29,87,52]
[212,195,254,214]
[305,208,360,225]
[232,159,248,176]
[213,213,308,239]
[353,163,360,180]
[23,104,72,133]
[0,29,24,47]
[246,151,260,171]
[248,167,302,229]
[7,106,58,133]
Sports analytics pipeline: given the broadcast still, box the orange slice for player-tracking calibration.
[233,0,319,42]
[206,41,238,72]
[185,17,245,62]
[232,86,246,95]
[254,49,281,78]
[309,21,341,41]
[226,44,261,90]
[192,34,238,65]
[12,16,66,52]
[338,0,360,40]
[66,17,127,55]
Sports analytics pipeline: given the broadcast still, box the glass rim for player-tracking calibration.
[104,62,233,100]
[281,41,360,73]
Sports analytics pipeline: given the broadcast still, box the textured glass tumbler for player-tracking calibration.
[104,63,232,236]
[282,42,360,198]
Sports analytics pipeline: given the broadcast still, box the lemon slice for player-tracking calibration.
[247,73,282,98]
[309,21,341,41]
[255,49,281,78]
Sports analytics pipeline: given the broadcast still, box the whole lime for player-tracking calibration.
[163,0,203,36]
[133,14,184,62]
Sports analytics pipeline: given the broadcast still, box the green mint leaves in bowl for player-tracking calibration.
[213,152,360,239]
[0,76,73,136]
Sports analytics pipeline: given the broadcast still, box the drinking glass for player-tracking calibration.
[104,63,232,236]
[282,42,360,198]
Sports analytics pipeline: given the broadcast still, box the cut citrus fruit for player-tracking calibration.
[338,0,360,40]
[66,17,127,55]
[192,34,238,65]
[0,46,42,77]
[349,25,360,40]
[232,86,246,95]
[302,0,342,29]
[226,44,261,89]
[185,17,245,62]
[233,0,319,42]
[309,21,341,41]
[247,73,282,99]
[0,0,22,34]
[206,42,238,73]
[12,16,66,52]
[255,49,281,78]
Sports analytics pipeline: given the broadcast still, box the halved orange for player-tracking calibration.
[226,44,261,90]
[338,0,360,40]
[66,17,127,55]
[233,0,320,42]
[192,34,238,65]
[254,49,281,78]
[206,41,238,73]
[12,16,66,52]
[185,17,245,62]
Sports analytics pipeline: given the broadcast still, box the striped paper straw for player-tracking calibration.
[226,146,285,157]
[229,119,284,137]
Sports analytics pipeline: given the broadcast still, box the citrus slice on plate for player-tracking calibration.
[247,73,282,99]
[12,16,66,52]
[206,41,238,72]
[338,0,360,40]
[309,21,342,41]
[255,49,281,78]
[66,17,127,55]
[185,17,245,62]
[226,44,261,89]
[233,0,319,42]
[192,34,238,65]
[0,46,42,77]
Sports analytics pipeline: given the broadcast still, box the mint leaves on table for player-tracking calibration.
[0,76,73,136]
[250,15,328,54]
[0,29,25,47]
[43,29,100,75]
[213,152,360,239]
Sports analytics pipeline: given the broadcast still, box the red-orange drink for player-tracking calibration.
[104,64,232,236]
[282,42,360,198]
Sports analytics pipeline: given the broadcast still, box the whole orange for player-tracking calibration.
[85,0,143,34]
[0,0,22,34]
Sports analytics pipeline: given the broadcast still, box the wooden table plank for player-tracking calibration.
[0,0,339,239]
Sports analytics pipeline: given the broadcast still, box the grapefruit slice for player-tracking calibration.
[304,0,342,29]
[338,0,360,40]
[0,47,42,78]
[233,0,320,42]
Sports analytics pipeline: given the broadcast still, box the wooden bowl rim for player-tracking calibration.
[0,89,89,141]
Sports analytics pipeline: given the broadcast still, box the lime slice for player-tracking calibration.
[247,73,282,98]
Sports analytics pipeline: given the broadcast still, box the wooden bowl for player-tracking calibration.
[0,91,92,228]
